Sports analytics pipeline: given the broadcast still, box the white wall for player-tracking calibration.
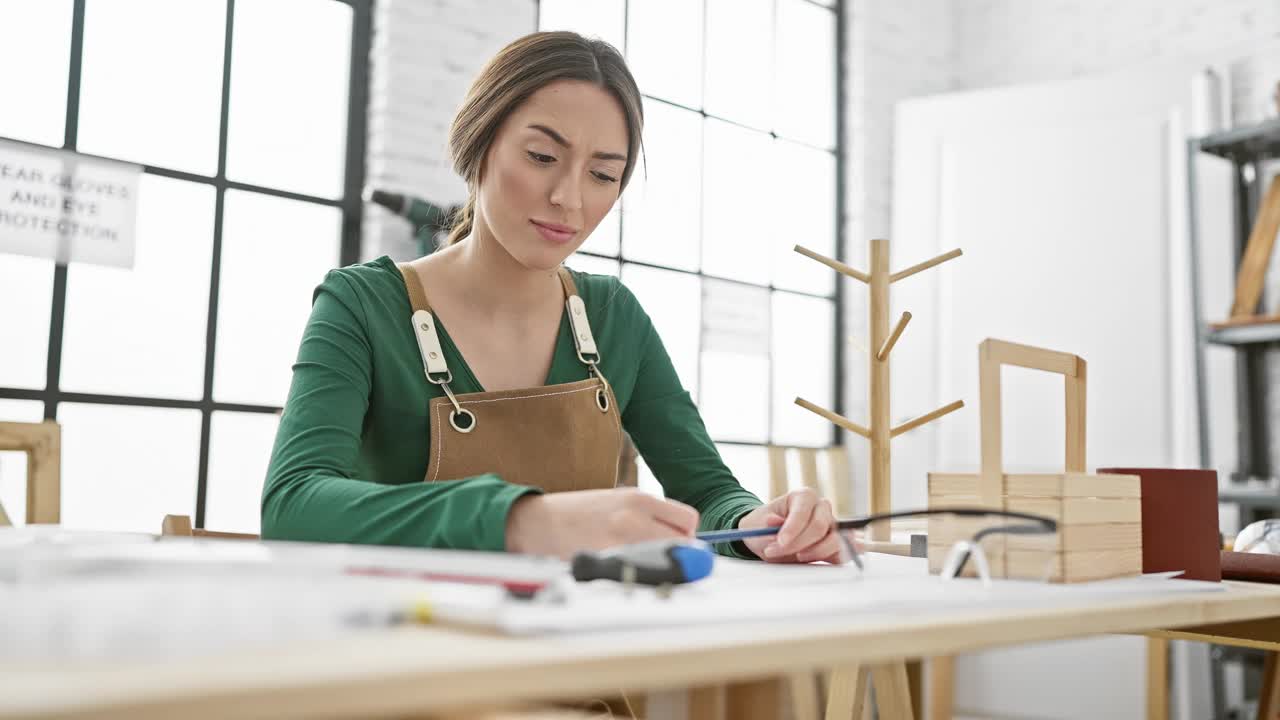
[362,0,535,262]
[842,0,960,511]
[847,0,1280,321]
[886,19,1280,720]
[955,0,1280,90]
[891,53,1231,720]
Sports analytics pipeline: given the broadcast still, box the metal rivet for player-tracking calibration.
[420,322,430,331]
[579,332,588,341]
[428,352,438,359]
[574,306,582,315]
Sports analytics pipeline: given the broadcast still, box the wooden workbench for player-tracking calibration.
[6,578,1280,719]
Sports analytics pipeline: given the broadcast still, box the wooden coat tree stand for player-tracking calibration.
[793,239,964,541]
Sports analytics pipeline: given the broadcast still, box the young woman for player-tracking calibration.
[262,31,842,564]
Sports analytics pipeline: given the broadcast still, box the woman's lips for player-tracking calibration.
[531,219,577,245]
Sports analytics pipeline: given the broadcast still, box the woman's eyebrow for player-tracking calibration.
[528,124,627,162]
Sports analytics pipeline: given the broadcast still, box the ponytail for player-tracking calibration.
[444,195,476,247]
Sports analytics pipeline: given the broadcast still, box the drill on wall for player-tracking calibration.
[367,189,459,256]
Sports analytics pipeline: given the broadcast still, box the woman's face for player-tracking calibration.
[475,79,629,271]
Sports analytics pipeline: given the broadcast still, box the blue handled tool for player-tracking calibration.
[571,538,715,587]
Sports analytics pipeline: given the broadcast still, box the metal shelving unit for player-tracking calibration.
[1206,321,1280,346]
[1188,121,1280,513]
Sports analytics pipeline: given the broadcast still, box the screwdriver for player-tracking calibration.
[570,538,715,589]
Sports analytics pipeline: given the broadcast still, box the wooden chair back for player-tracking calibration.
[160,514,258,540]
[0,420,61,526]
[766,444,852,515]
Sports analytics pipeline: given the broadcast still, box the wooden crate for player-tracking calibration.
[925,340,1143,583]
[927,472,1143,582]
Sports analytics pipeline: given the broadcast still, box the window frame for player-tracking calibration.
[541,0,848,452]
[0,0,372,528]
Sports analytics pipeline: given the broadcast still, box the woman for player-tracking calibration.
[262,31,842,564]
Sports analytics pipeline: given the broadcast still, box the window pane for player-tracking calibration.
[205,410,279,535]
[538,0,625,51]
[772,292,835,446]
[579,205,620,256]
[717,443,769,502]
[702,120,772,284]
[704,0,772,130]
[58,403,201,532]
[226,0,352,199]
[772,140,836,294]
[214,191,341,407]
[622,100,701,271]
[774,0,835,148]
[622,264,700,397]
[567,253,619,278]
[699,281,770,442]
[637,456,662,498]
[0,401,46,528]
[77,0,225,174]
[0,255,53,389]
[627,0,702,108]
[61,176,214,400]
[0,0,71,146]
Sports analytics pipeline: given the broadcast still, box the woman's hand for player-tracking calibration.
[737,488,843,564]
[505,488,698,558]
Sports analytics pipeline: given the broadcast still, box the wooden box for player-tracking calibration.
[925,340,1143,583]
[927,472,1143,582]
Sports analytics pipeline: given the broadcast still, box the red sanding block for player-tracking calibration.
[1098,467,1221,582]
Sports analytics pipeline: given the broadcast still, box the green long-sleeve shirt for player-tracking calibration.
[261,256,763,557]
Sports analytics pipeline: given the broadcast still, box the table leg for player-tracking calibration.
[929,656,955,720]
[825,665,869,720]
[870,662,915,720]
[688,684,725,720]
[1147,637,1169,720]
[1259,651,1280,720]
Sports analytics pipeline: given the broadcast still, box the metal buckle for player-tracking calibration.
[437,378,475,433]
[449,408,476,433]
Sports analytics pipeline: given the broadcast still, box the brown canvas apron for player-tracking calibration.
[401,264,637,716]
[399,264,623,493]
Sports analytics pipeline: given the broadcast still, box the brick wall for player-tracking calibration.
[362,0,535,262]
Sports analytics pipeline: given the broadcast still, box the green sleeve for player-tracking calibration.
[260,271,540,550]
[617,287,764,559]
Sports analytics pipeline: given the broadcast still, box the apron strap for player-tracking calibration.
[555,266,579,297]
[399,262,608,417]
[398,263,432,313]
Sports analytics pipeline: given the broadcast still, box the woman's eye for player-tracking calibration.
[592,171,619,184]
[527,151,556,164]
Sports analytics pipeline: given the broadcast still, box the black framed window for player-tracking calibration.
[538,0,846,501]
[0,0,371,533]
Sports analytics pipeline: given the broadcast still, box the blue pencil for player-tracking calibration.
[695,526,788,545]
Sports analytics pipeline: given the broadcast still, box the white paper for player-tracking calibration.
[0,528,1226,662]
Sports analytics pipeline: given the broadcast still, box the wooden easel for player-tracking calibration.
[793,239,964,541]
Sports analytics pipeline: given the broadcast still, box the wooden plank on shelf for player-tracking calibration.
[1230,174,1280,318]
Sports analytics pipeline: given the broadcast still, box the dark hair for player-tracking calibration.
[444,31,644,246]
